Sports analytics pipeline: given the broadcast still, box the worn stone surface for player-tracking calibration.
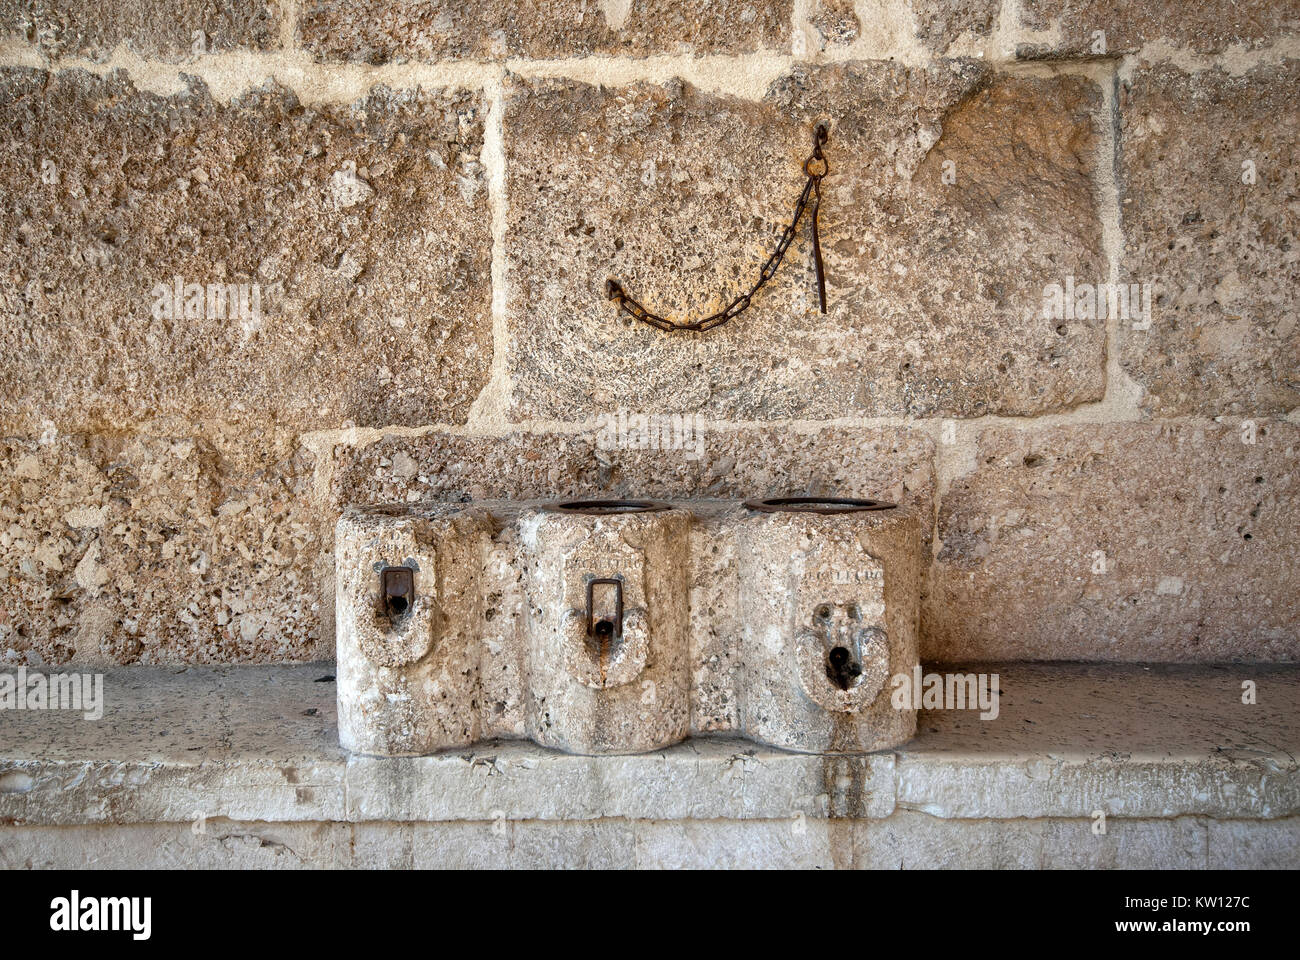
[504,65,1106,420]
[911,0,1001,52]
[344,742,895,821]
[0,68,491,435]
[1018,0,1300,58]
[1118,62,1300,417]
[807,0,861,49]
[808,0,999,55]
[0,0,282,61]
[329,427,936,514]
[0,433,324,666]
[1207,817,1300,869]
[3,663,1296,826]
[926,422,1300,662]
[0,821,356,868]
[300,0,791,62]
[1038,816,1207,868]
[354,819,639,869]
[3,815,1297,868]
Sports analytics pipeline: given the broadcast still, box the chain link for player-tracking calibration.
[606,124,830,334]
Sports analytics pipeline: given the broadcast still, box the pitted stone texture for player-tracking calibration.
[329,426,936,517]
[912,0,1000,52]
[808,0,998,55]
[333,499,920,756]
[0,433,323,666]
[0,0,282,61]
[925,422,1300,662]
[330,427,934,723]
[807,0,860,49]
[1118,62,1300,417]
[300,0,791,62]
[504,65,1106,420]
[0,68,491,434]
[1017,0,1300,58]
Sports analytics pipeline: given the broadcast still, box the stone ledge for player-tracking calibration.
[1,663,1295,825]
[5,814,1297,869]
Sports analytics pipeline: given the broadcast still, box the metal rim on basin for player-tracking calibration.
[544,499,674,515]
[743,496,896,514]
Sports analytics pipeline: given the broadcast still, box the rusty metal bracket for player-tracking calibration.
[585,577,624,640]
[606,123,831,333]
[381,566,415,620]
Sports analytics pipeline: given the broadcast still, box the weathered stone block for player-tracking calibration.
[1039,817,1207,869]
[334,498,921,756]
[503,65,1106,420]
[925,422,1300,662]
[328,426,936,514]
[913,0,1000,52]
[300,0,792,62]
[808,0,999,55]
[1018,0,1300,58]
[0,0,282,61]
[0,821,354,868]
[1118,62,1300,416]
[1207,817,1300,869]
[634,819,848,869]
[0,433,324,665]
[0,68,491,434]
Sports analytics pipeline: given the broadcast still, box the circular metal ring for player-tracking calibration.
[743,496,896,515]
[803,156,829,178]
[544,499,674,515]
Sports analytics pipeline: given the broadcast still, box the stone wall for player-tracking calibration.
[0,1,1296,666]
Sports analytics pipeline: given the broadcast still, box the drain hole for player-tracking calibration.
[826,646,862,690]
[387,595,408,617]
[745,496,896,514]
[593,619,616,641]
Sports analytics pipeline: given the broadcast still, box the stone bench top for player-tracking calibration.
[1,663,1295,824]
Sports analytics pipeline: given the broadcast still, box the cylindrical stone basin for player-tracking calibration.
[520,502,692,755]
[736,497,921,754]
[334,503,492,756]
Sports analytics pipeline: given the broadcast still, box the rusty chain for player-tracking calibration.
[605,123,830,333]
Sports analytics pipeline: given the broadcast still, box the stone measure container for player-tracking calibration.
[336,497,920,756]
